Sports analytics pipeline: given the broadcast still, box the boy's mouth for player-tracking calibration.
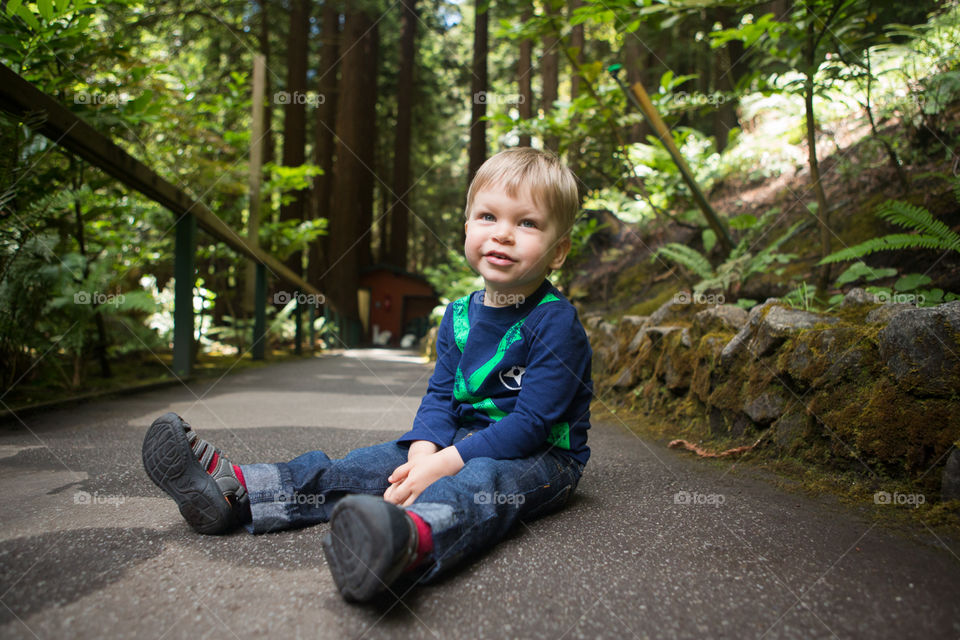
[483,250,516,265]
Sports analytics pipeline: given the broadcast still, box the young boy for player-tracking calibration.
[142,147,593,602]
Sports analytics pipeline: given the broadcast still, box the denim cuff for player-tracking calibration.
[405,501,458,582]
[239,463,293,534]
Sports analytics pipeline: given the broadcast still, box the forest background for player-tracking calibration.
[1,0,958,415]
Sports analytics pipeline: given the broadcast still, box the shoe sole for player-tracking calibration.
[142,413,235,535]
[321,496,408,602]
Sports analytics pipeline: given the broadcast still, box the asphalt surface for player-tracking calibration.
[0,349,957,640]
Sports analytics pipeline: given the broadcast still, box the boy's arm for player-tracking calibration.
[396,303,461,449]
[454,306,592,462]
[406,439,439,462]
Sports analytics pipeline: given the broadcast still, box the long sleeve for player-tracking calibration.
[453,306,592,461]
[396,304,462,448]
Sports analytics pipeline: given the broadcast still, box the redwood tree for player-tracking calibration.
[541,0,559,152]
[309,2,340,290]
[517,0,533,148]
[326,10,375,323]
[467,0,489,187]
[387,0,418,269]
[279,0,309,277]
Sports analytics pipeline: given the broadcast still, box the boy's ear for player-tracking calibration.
[548,234,572,271]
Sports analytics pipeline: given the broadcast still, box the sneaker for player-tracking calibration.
[142,412,248,535]
[321,495,419,602]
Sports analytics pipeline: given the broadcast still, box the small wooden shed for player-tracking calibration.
[358,265,440,346]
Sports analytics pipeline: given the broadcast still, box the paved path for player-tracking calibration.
[0,350,957,639]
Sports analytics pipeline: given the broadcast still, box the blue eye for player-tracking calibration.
[520,219,538,228]
[479,213,495,221]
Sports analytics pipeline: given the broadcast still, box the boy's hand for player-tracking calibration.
[383,446,464,507]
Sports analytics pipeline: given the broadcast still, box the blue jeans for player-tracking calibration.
[238,427,584,581]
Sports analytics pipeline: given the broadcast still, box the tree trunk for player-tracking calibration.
[623,34,652,143]
[517,2,533,148]
[71,164,111,379]
[388,0,417,269]
[467,0,489,187]
[327,10,374,322]
[804,25,831,296]
[246,54,266,317]
[357,19,379,270]
[256,0,274,167]
[541,0,560,152]
[710,7,744,152]
[280,0,309,278]
[567,0,584,172]
[309,4,340,291]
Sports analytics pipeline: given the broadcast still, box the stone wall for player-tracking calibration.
[585,293,960,499]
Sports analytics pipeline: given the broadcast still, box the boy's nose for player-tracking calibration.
[492,223,514,243]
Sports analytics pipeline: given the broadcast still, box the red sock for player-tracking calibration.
[205,453,246,491]
[406,511,433,571]
[233,464,247,490]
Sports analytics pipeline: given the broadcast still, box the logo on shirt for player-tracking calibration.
[499,365,525,390]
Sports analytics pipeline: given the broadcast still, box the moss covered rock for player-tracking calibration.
[877,301,960,396]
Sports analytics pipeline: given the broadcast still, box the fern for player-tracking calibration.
[877,200,960,251]
[652,213,804,296]
[821,233,956,263]
[652,242,715,280]
[821,186,960,265]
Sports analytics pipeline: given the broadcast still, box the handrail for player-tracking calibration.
[0,63,326,300]
[0,63,333,374]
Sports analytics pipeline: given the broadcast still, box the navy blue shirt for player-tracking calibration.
[398,279,592,465]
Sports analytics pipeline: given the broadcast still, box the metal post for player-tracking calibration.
[309,304,316,353]
[294,299,302,355]
[253,263,266,360]
[173,214,196,377]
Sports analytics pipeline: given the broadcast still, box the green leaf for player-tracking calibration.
[660,70,674,92]
[834,261,896,286]
[728,213,757,230]
[127,90,153,112]
[7,0,23,16]
[37,0,53,21]
[894,273,932,292]
[919,289,944,305]
[16,4,40,30]
[702,229,717,254]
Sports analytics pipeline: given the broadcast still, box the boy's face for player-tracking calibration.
[463,184,571,306]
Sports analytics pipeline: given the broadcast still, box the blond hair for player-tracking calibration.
[464,148,580,236]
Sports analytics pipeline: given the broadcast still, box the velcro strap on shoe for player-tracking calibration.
[194,438,216,469]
